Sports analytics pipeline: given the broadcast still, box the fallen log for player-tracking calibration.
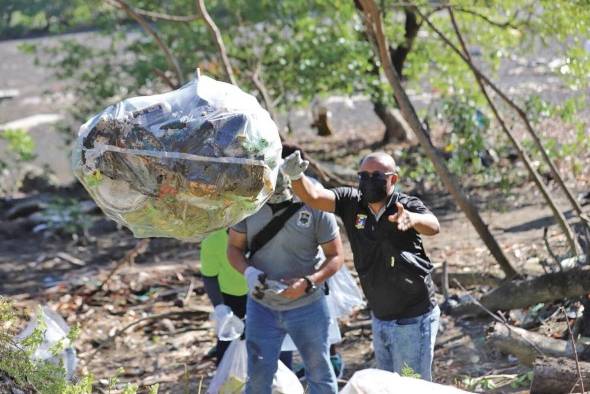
[451,267,590,317]
[531,356,590,393]
[431,270,502,288]
[486,322,584,366]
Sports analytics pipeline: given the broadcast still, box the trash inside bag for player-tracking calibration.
[15,306,77,381]
[72,75,282,240]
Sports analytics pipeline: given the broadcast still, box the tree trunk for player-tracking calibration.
[452,267,590,317]
[486,322,580,366]
[357,0,519,279]
[373,101,408,143]
[531,357,590,393]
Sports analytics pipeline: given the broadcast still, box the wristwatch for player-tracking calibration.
[302,276,317,294]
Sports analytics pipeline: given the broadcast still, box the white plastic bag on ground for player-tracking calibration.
[326,265,365,319]
[73,75,282,240]
[15,305,77,380]
[339,369,472,394]
[272,360,304,394]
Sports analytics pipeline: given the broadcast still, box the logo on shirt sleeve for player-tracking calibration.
[355,214,367,229]
[297,210,312,228]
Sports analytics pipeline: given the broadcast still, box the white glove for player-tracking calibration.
[244,266,265,292]
[212,304,244,341]
[212,304,232,324]
[281,151,309,180]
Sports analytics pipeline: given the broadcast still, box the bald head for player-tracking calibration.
[360,152,397,173]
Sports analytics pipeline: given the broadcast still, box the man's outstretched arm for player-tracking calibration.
[282,151,336,213]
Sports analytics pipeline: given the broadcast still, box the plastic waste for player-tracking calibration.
[340,369,472,394]
[15,306,77,381]
[326,265,365,319]
[212,304,245,341]
[207,338,304,394]
[73,75,282,240]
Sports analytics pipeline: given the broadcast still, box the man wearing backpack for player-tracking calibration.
[282,150,440,381]
[227,163,343,394]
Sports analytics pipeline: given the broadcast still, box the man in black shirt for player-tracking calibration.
[282,150,441,381]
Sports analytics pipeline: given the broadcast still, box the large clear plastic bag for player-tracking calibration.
[326,265,365,319]
[72,75,282,240]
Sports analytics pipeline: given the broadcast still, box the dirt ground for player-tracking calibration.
[2,134,589,393]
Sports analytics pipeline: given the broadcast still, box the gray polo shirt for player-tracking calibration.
[232,203,339,311]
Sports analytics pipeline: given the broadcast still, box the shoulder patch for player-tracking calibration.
[297,210,312,228]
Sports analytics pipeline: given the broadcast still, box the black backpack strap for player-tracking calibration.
[248,202,305,258]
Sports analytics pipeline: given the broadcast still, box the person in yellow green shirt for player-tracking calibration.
[200,228,249,364]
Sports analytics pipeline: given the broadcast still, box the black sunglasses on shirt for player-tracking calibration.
[357,171,396,181]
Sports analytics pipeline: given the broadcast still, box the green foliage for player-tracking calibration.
[39,197,92,236]
[0,0,96,39]
[400,363,421,379]
[0,128,37,197]
[510,371,533,388]
[0,298,159,394]
[439,95,490,175]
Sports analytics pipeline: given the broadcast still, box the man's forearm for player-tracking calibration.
[309,254,343,285]
[227,245,249,274]
[411,213,440,236]
[292,176,315,205]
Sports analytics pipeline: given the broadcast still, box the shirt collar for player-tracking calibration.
[370,192,397,222]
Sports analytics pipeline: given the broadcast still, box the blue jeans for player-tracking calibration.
[245,296,337,394]
[372,305,440,381]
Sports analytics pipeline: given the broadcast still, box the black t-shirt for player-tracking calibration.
[331,187,436,320]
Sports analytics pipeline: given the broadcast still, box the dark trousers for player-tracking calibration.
[215,293,293,369]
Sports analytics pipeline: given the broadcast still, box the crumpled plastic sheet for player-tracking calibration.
[72,76,282,240]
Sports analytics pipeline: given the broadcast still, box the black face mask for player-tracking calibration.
[359,177,388,204]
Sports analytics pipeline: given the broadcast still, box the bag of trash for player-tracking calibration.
[208,338,248,394]
[212,304,245,341]
[326,265,365,319]
[72,75,282,240]
[207,339,303,394]
[15,306,77,381]
[272,360,304,394]
[339,369,472,394]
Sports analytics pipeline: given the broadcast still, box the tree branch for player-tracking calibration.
[104,0,184,87]
[417,6,587,224]
[453,7,520,30]
[195,0,238,86]
[420,7,582,253]
[133,7,198,22]
[356,0,518,278]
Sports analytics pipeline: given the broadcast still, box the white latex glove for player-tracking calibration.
[281,151,309,180]
[212,304,232,324]
[211,304,244,340]
[244,266,265,292]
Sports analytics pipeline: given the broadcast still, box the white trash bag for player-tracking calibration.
[339,369,472,394]
[73,74,282,241]
[326,265,365,319]
[15,305,77,380]
[208,339,248,394]
[208,339,303,394]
